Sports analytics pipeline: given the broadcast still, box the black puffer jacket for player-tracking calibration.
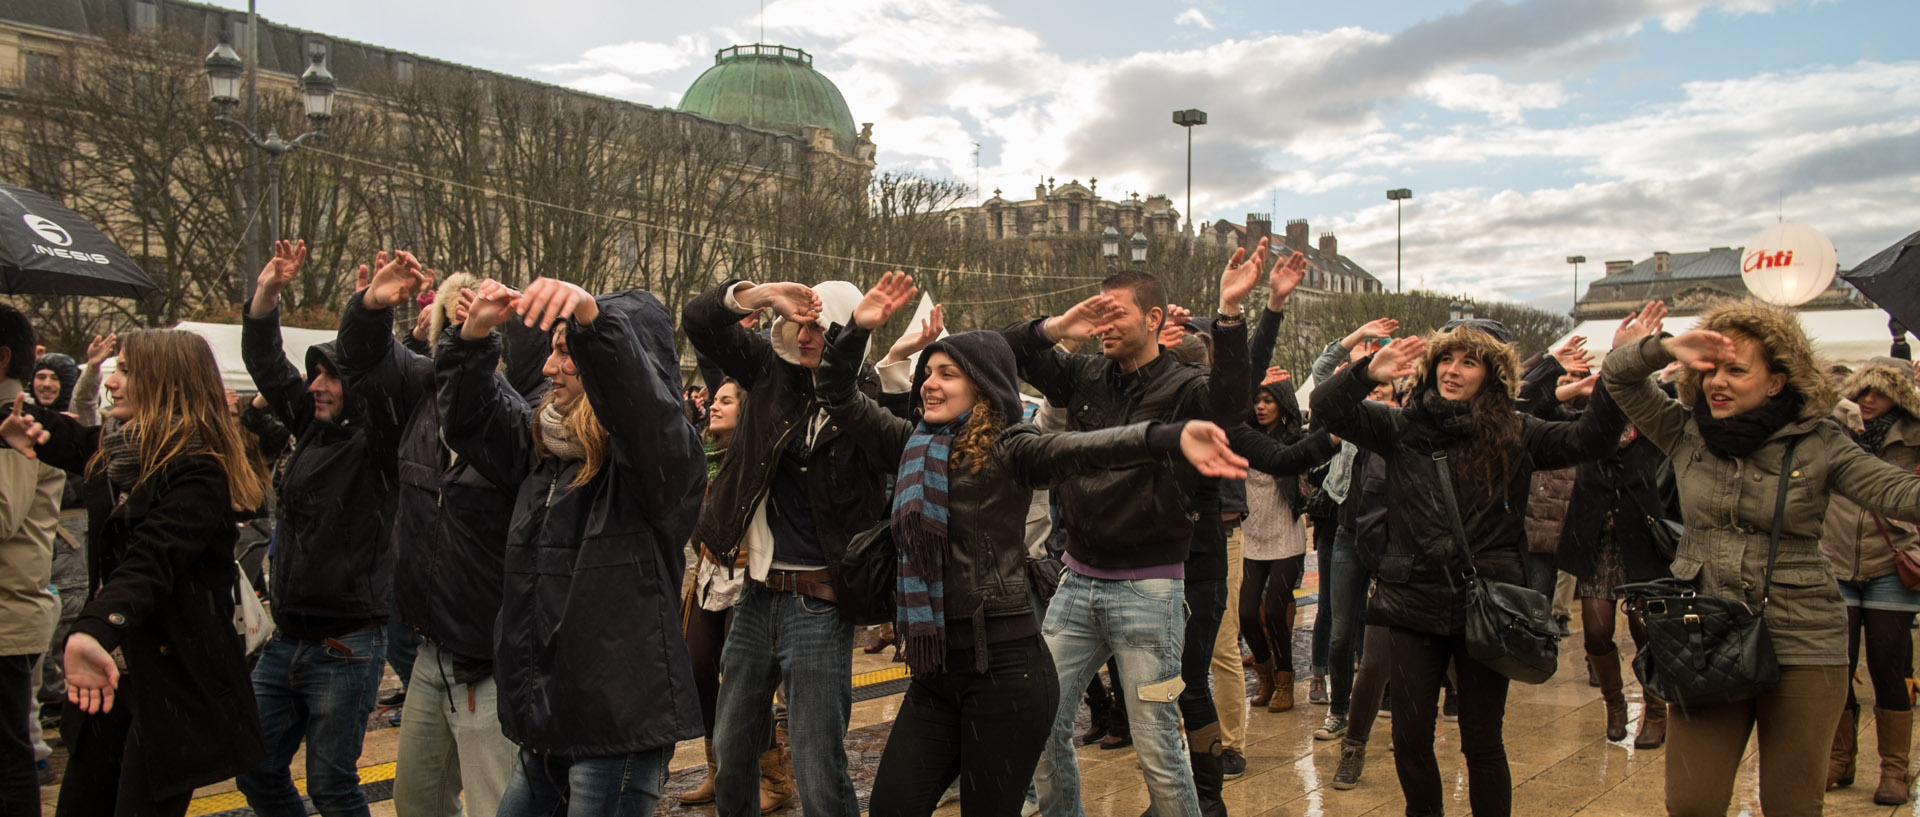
[1310,348,1626,635]
[999,316,1250,569]
[438,291,705,756]
[818,325,1183,665]
[681,282,891,607]
[335,292,549,665]
[242,308,400,632]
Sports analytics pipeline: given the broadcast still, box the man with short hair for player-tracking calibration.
[1003,239,1291,817]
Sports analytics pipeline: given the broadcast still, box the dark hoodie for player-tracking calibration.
[32,353,78,412]
[243,307,401,638]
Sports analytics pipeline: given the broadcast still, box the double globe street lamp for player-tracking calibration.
[1100,226,1149,271]
[203,32,336,250]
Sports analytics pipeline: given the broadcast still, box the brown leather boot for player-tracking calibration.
[1634,693,1667,749]
[1831,707,1858,789]
[1590,648,1628,742]
[1250,660,1276,708]
[1269,670,1295,712]
[1875,708,1913,805]
[759,744,797,812]
[681,738,717,804]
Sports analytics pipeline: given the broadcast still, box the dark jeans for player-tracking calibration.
[1346,624,1393,745]
[1525,551,1558,602]
[1311,521,1336,673]
[1176,579,1227,731]
[712,582,856,817]
[237,626,388,817]
[1388,628,1512,817]
[54,678,192,817]
[0,655,34,817]
[869,635,1059,817]
[1238,557,1301,668]
[498,747,670,817]
[1324,529,1371,716]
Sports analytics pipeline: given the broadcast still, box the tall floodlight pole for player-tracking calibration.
[1173,109,1207,233]
[1566,255,1587,315]
[1387,188,1412,292]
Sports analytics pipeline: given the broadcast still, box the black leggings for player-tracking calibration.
[868,635,1059,817]
[1240,556,1302,668]
[1580,597,1648,660]
[1843,605,1916,712]
[1388,628,1512,817]
[684,599,732,736]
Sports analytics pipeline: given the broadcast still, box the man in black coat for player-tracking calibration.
[235,241,403,817]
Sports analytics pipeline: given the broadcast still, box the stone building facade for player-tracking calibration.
[1573,247,1869,320]
[944,177,1183,240]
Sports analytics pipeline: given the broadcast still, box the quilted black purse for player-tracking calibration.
[1618,437,1800,711]
[1432,451,1560,685]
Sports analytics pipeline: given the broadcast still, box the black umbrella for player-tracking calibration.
[0,183,157,298]
[1842,229,1920,336]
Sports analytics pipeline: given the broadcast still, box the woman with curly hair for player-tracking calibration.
[1310,319,1629,817]
[1602,300,1920,816]
[819,273,1250,817]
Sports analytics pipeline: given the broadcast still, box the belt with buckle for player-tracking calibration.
[760,568,836,605]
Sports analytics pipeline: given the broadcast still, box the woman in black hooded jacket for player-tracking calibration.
[1310,322,1627,817]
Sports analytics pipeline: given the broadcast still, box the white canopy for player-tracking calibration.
[1551,308,1904,369]
[96,320,339,399]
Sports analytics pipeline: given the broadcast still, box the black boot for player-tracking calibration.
[1080,695,1113,746]
[1191,749,1229,817]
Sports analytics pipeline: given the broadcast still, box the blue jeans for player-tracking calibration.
[711,582,856,817]
[237,626,388,817]
[496,747,669,817]
[1325,528,1371,717]
[1035,570,1197,817]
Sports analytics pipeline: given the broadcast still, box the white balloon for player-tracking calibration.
[1740,221,1838,307]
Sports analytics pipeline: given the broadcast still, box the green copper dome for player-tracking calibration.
[678,44,858,152]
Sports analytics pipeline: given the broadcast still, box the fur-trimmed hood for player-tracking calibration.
[1674,300,1838,423]
[1410,326,1521,403]
[1841,356,1920,420]
[427,271,478,353]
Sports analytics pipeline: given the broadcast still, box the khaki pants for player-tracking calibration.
[1664,665,1848,817]
[1210,526,1247,752]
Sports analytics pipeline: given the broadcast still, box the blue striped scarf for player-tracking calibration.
[892,413,964,675]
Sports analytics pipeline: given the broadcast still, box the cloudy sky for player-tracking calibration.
[205,0,1916,313]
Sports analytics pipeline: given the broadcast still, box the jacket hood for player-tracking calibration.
[32,353,79,411]
[1675,300,1837,423]
[427,271,478,353]
[1257,380,1304,438]
[773,281,868,366]
[592,290,681,399]
[910,330,1023,426]
[1411,327,1520,403]
[303,341,365,422]
[1841,358,1920,421]
[497,319,553,401]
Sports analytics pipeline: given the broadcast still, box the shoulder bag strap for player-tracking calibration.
[1430,450,1477,579]
[1756,436,1804,605]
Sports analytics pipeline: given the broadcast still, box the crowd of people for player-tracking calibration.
[0,234,1918,817]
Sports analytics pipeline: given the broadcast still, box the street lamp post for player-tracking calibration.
[1566,255,1587,315]
[1448,299,1464,322]
[1172,109,1207,234]
[1130,231,1149,268]
[205,33,335,289]
[1101,226,1121,271]
[1386,188,1412,292]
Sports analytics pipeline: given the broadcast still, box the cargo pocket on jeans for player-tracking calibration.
[1136,674,1186,704]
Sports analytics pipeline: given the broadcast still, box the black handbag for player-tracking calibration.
[1619,437,1800,711]
[834,519,897,626]
[1432,451,1560,685]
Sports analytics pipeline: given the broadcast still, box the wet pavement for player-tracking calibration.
[35,604,1913,816]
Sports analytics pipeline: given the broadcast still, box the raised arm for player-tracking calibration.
[242,240,319,435]
[1599,302,1694,455]
[817,324,914,468]
[336,288,433,467]
[71,333,113,426]
[998,293,1120,407]
[1524,377,1628,470]
[436,283,535,490]
[1309,342,1416,455]
[1000,420,1247,489]
[682,279,817,391]
[1827,425,1920,524]
[1229,425,1337,478]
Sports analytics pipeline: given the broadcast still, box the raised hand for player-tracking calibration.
[1556,373,1599,403]
[64,632,118,714]
[1179,420,1250,479]
[84,333,116,368]
[1044,293,1121,343]
[1262,367,1292,386]
[461,281,520,340]
[256,239,308,293]
[1553,336,1595,375]
[355,262,371,294]
[0,394,48,458]
[1166,304,1194,327]
[1367,335,1428,382]
[1665,329,1737,373]
[1158,322,1187,350]
[735,282,821,325]
[1613,300,1668,350]
[1268,249,1310,310]
[1345,317,1399,350]
[363,251,435,310]
[853,271,918,330]
[519,277,598,330]
[884,304,944,365]
[1218,236,1271,315]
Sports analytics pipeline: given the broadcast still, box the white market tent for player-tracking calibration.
[1551,308,1904,370]
[95,320,338,400]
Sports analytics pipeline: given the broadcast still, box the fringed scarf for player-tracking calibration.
[891,412,964,676]
[1854,410,1905,454]
[537,402,585,461]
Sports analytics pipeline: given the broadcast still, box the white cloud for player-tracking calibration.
[1175,8,1215,29]
[532,34,710,100]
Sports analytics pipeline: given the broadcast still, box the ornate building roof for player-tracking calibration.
[678,44,859,154]
[1573,246,1869,320]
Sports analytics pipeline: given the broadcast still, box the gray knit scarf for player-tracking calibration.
[537,403,585,461]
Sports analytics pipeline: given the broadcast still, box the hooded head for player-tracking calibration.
[1674,300,1836,423]
[1253,380,1304,440]
[1840,356,1920,424]
[427,271,478,352]
[909,331,1023,475]
[1409,326,1524,491]
[303,342,352,423]
[773,281,868,369]
[32,353,79,411]
[1412,327,1521,405]
[532,290,680,488]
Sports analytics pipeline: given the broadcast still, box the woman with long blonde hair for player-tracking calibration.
[3,329,266,817]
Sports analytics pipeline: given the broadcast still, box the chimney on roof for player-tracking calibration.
[1604,260,1633,276]
[1246,213,1273,250]
[1654,251,1671,276]
[1319,232,1337,257]
[1285,219,1309,251]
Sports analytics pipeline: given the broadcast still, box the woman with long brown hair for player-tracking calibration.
[3,329,266,817]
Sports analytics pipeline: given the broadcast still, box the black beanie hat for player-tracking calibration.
[910,331,1023,426]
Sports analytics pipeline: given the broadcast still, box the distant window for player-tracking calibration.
[132,0,157,30]
[22,52,60,89]
[28,145,64,194]
[1068,203,1081,232]
[228,19,248,52]
[391,56,415,83]
[994,211,1004,239]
